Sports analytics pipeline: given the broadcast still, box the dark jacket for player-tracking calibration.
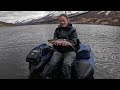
[53,23,78,53]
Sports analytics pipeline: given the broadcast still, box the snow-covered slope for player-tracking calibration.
[14,11,88,25]
[11,11,120,26]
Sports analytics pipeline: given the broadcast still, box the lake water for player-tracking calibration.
[0,24,120,79]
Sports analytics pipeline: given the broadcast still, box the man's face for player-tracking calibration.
[59,16,68,27]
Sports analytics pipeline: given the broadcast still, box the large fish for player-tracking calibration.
[48,39,75,48]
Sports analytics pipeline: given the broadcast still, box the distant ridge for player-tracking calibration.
[14,11,120,26]
[0,21,15,27]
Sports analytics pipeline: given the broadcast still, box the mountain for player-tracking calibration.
[14,11,88,25]
[14,11,120,26]
[0,21,15,27]
[70,11,120,26]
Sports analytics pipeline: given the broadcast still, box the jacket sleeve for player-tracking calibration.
[53,29,59,39]
[69,29,78,45]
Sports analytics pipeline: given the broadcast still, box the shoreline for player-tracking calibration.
[1,23,119,27]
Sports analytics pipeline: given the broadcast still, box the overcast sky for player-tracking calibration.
[0,11,84,23]
[0,11,51,23]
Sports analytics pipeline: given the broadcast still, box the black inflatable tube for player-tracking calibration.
[72,60,94,79]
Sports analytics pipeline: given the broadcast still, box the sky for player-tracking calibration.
[0,11,50,23]
[0,11,84,23]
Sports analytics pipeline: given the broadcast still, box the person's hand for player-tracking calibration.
[61,39,69,47]
[53,39,71,47]
[61,42,66,46]
[53,41,59,46]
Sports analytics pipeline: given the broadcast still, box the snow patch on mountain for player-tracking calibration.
[97,11,111,15]
[105,11,111,15]
[14,11,88,24]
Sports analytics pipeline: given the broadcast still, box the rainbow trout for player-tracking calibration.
[48,39,75,49]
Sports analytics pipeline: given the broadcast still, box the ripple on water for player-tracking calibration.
[0,24,120,78]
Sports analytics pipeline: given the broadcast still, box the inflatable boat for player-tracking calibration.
[26,42,95,79]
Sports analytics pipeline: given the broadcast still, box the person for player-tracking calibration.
[41,14,78,79]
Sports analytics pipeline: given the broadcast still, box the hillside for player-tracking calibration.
[71,11,120,26]
[14,11,120,26]
[39,11,120,26]
[0,21,15,27]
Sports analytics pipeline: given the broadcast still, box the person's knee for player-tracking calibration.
[65,52,76,59]
[48,51,62,66]
[63,58,74,66]
[63,52,76,66]
[53,51,62,56]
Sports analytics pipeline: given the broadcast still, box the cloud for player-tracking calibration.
[0,11,49,23]
[0,11,86,23]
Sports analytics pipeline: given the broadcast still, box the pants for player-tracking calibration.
[41,51,76,79]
